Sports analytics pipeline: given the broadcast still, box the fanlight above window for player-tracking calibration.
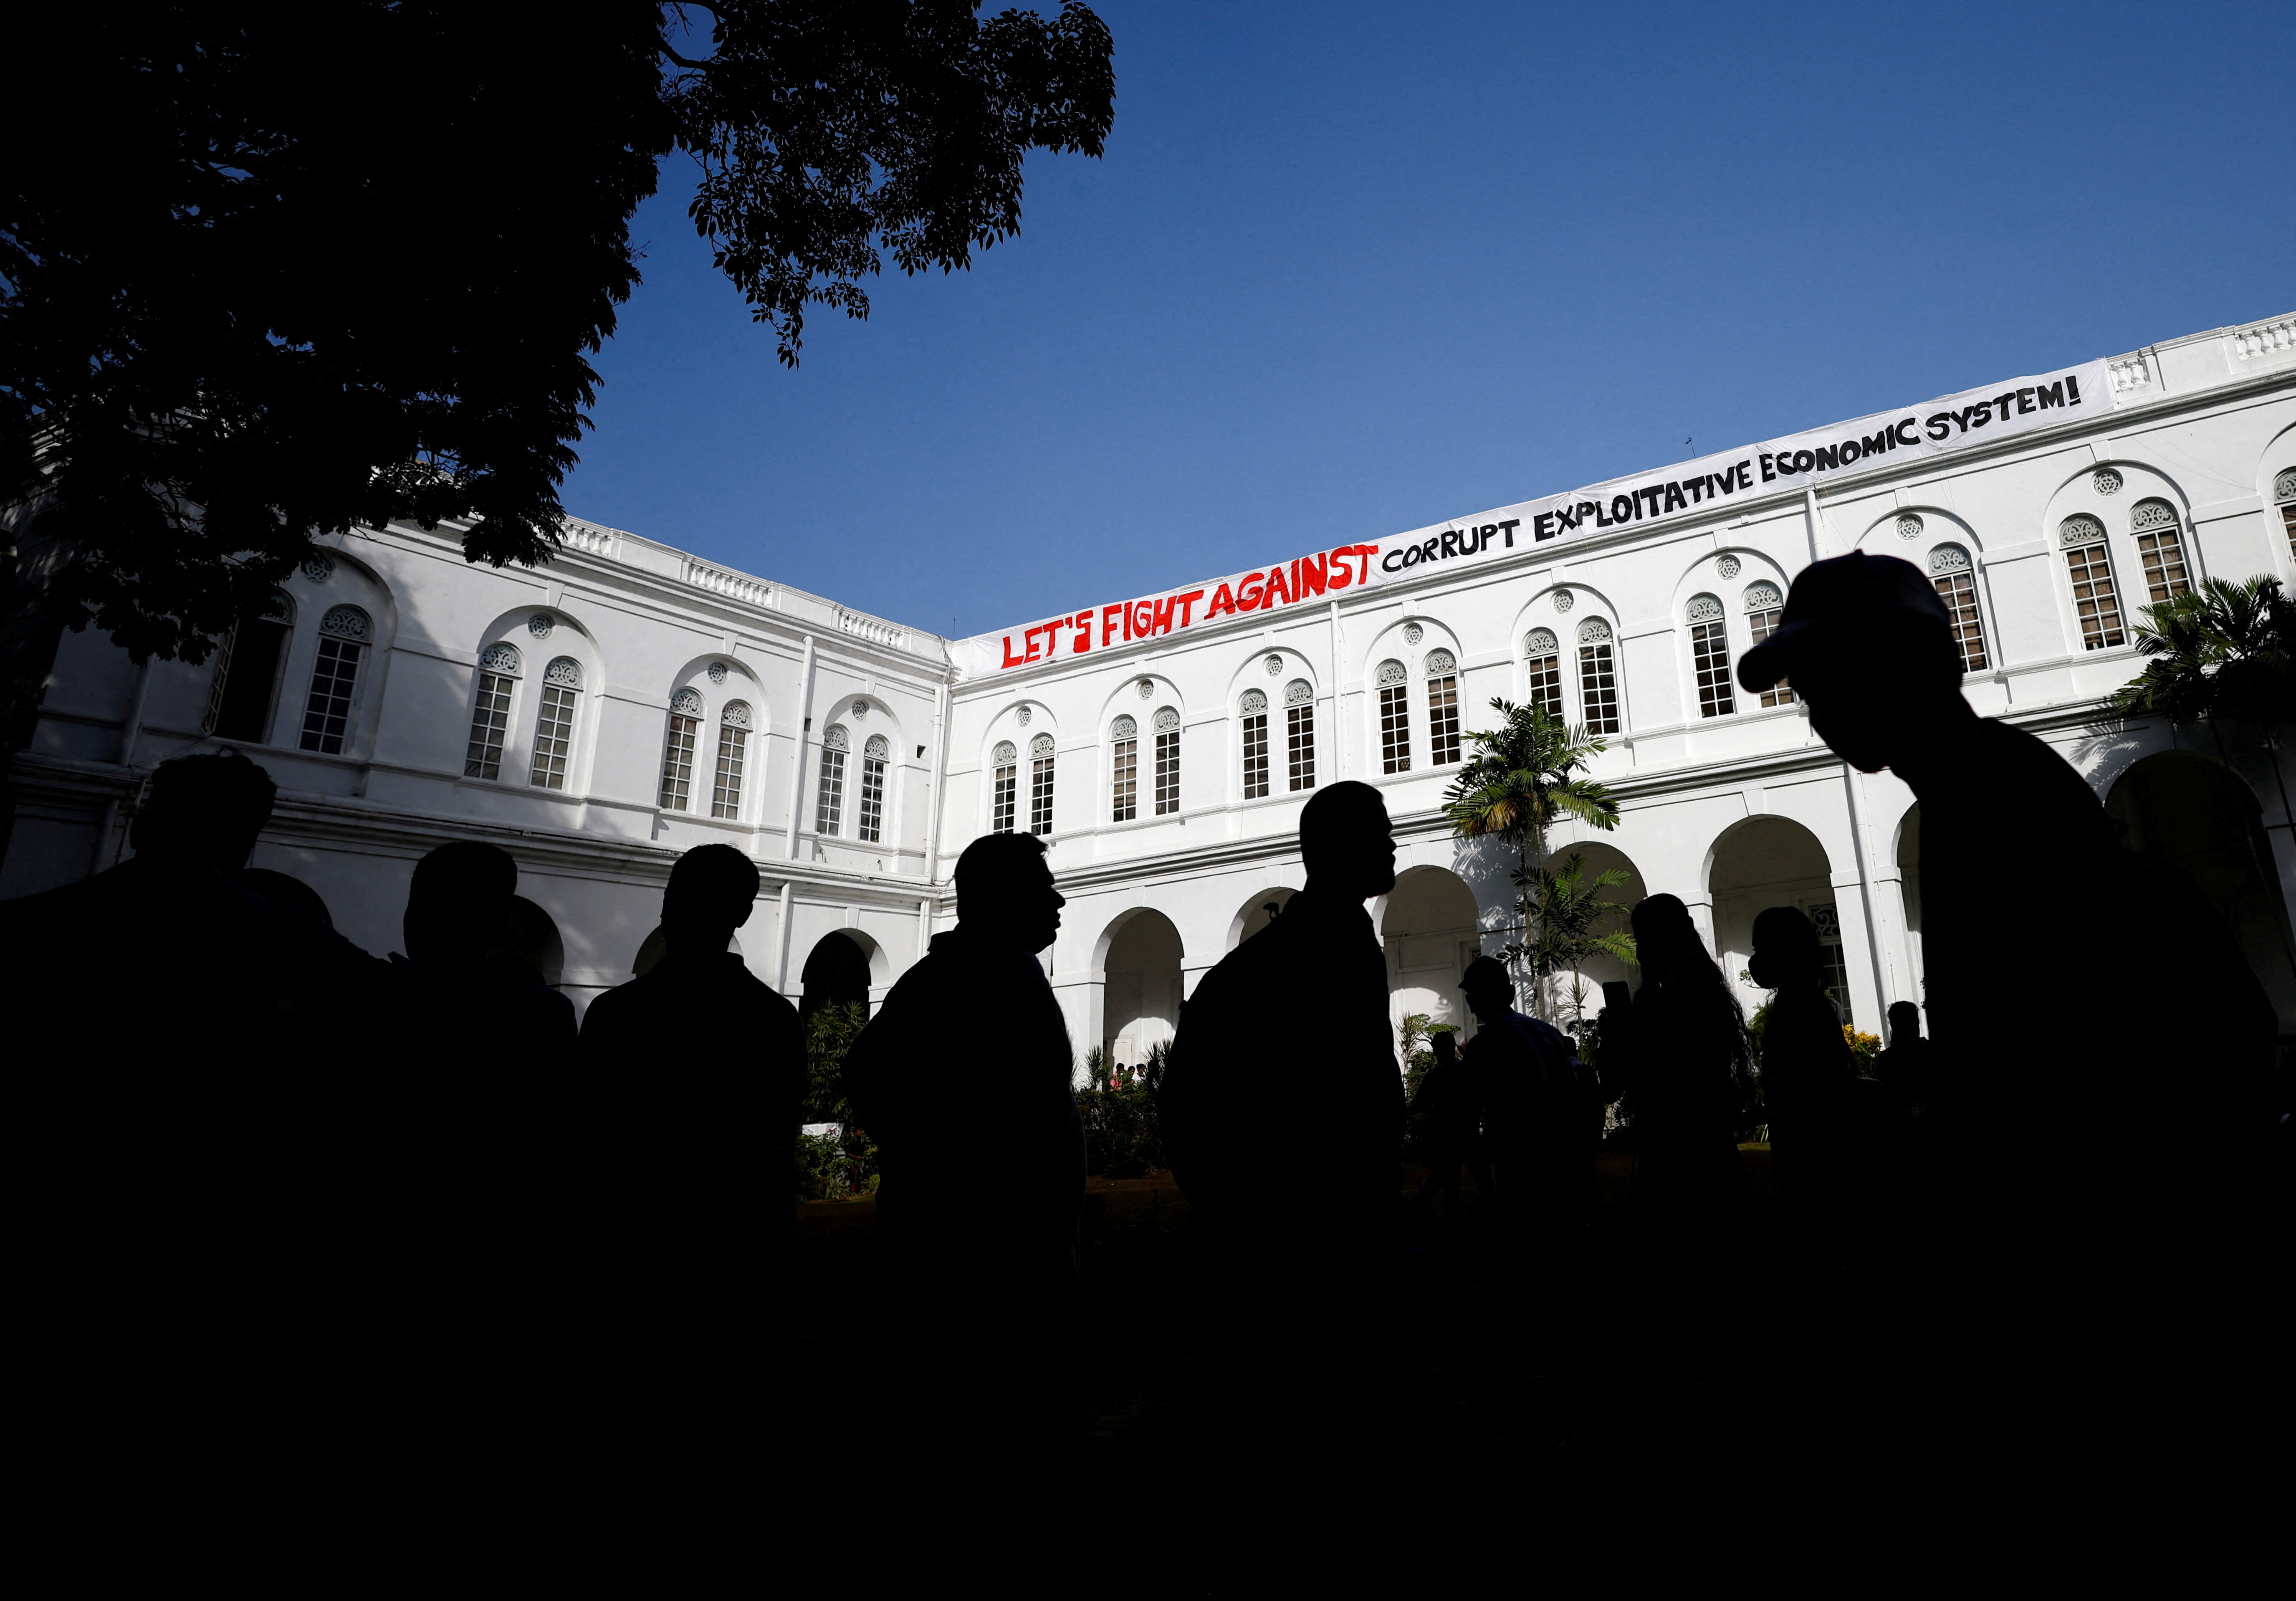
[1928,544,1972,575]
[823,724,849,752]
[2274,467,2296,502]
[1525,628,1558,655]
[864,734,890,759]
[1743,582,1783,610]
[1029,733,1055,759]
[722,701,753,729]
[1578,618,1612,644]
[1112,715,1138,740]
[2129,498,2178,531]
[670,687,703,715]
[1154,707,1180,732]
[1285,680,1312,707]
[2060,514,2106,548]
[1424,648,1456,674]
[320,605,371,641]
[1375,660,1406,687]
[1240,688,1268,714]
[1686,594,1723,623]
[480,642,522,675]
[993,741,1017,764]
[543,657,582,688]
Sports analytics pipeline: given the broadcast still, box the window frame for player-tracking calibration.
[1522,629,1564,721]
[2129,498,2191,606]
[1741,584,1793,707]
[713,702,752,820]
[1686,594,1735,718]
[1027,733,1055,837]
[1424,650,1460,765]
[658,687,704,812]
[463,641,522,780]
[816,725,849,836]
[528,657,583,790]
[990,739,1018,834]
[1110,715,1138,822]
[2058,513,2126,651]
[1285,681,1315,792]
[1376,660,1410,774]
[1924,548,1989,674]
[298,604,374,756]
[857,733,888,843]
[1576,620,1621,736]
[1153,708,1180,815]
[1239,689,1270,801]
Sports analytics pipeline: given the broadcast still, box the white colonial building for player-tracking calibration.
[8,311,2295,1057]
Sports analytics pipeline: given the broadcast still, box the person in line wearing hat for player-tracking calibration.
[1735,551,2275,1448]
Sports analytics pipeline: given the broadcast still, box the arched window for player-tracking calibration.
[464,642,521,779]
[1110,714,1138,822]
[817,725,849,835]
[1376,660,1410,773]
[529,657,582,788]
[1239,690,1270,800]
[858,733,890,843]
[991,740,1018,834]
[2276,466,2295,564]
[1028,733,1056,836]
[1687,594,1734,717]
[1523,629,1562,720]
[1425,649,1461,765]
[205,591,293,743]
[298,604,372,754]
[1285,680,1316,791]
[2129,499,2190,604]
[713,701,752,819]
[1926,548,1989,672]
[1153,707,1181,815]
[1577,620,1620,735]
[659,687,704,811]
[1742,584,1792,706]
[2059,514,2124,649]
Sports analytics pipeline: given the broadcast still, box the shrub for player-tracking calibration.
[796,1127,879,1200]
[1076,1042,1166,1176]
[802,1000,869,1123]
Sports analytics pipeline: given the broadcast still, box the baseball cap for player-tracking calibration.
[1737,552,1953,695]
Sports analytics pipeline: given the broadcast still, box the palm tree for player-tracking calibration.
[2108,574,2295,824]
[1444,698,1625,1018]
[1522,851,1639,1028]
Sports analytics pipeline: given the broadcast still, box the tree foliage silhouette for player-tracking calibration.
[2105,574,2294,828]
[1443,698,1622,1017]
[1,0,1115,681]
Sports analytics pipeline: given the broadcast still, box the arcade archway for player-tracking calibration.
[798,929,874,1023]
[1100,907,1184,1066]
[1381,865,1480,1047]
[1708,816,1846,1025]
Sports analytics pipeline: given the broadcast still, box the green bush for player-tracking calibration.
[796,1128,879,1200]
[803,1001,869,1123]
[1076,1043,1165,1177]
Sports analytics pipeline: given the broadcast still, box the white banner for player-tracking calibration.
[958,357,2110,676]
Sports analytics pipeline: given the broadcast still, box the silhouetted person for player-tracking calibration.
[579,845,804,1303]
[1748,905,1856,1231]
[1872,1001,1934,1118]
[1409,1030,1489,1222]
[1161,781,1408,1262]
[1459,956,1596,1234]
[843,831,1083,1315]
[0,751,386,1455]
[388,841,576,1050]
[1738,551,2277,1451]
[1607,895,1754,1215]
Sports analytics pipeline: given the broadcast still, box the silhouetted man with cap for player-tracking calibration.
[1162,780,1407,1262]
[843,831,1083,1313]
[579,843,805,1304]
[1737,551,2274,1448]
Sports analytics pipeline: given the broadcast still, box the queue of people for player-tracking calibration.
[1,550,2282,1474]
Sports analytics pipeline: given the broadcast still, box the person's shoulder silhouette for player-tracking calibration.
[389,839,575,1049]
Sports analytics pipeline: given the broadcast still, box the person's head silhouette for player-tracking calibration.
[1299,781,1396,901]
[660,843,759,960]
[1887,1000,1922,1044]
[1735,551,1965,780]
[1431,1030,1459,1065]
[953,832,1064,954]
[1459,954,1517,1026]
[404,840,517,969]
[129,750,277,873]
[1747,905,1824,991]
[1629,894,1710,984]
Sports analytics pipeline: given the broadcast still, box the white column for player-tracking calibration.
[774,879,795,993]
[784,635,816,860]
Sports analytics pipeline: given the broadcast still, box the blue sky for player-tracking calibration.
[562,0,2294,640]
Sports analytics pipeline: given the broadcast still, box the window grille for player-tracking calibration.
[1029,733,1055,836]
[2129,500,2190,604]
[658,688,704,810]
[991,741,1017,834]
[1376,660,1409,773]
[1285,681,1315,791]
[1742,583,1793,706]
[1687,595,1734,718]
[2276,468,2295,563]
[713,703,751,818]
[1240,689,1269,800]
[1424,650,1460,764]
[529,658,582,788]
[1523,629,1563,720]
[2059,515,2124,649]
[207,593,295,742]
[1924,547,1989,672]
[1110,715,1138,822]
[1153,707,1180,815]
[817,725,849,835]
[298,606,372,754]
[1577,620,1620,735]
[858,733,888,842]
[465,643,521,779]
